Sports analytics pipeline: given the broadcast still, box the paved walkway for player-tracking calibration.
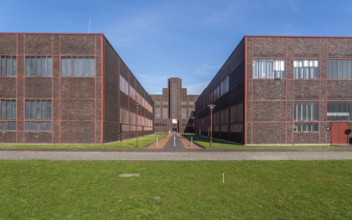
[1,133,352,161]
[146,133,202,151]
[1,148,352,161]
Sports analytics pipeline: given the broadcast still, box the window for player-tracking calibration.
[120,108,130,131]
[155,108,161,119]
[0,56,16,76]
[294,102,319,132]
[181,108,187,119]
[119,76,129,95]
[162,108,168,119]
[253,60,285,79]
[61,56,95,77]
[129,86,136,100]
[0,100,16,130]
[25,100,52,130]
[294,60,319,79]
[26,56,52,76]
[220,76,229,96]
[327,102,352,121]
[328,60,352,79]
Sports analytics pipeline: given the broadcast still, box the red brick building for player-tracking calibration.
[195,36,352,145]
[0,33,153,143]
[151,78,198,133]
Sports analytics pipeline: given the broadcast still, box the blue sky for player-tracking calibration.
[1,0,352,94]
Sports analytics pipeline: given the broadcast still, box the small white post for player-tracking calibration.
[222,173,225,183]
[191,136,193,148]
[173,136,176,147]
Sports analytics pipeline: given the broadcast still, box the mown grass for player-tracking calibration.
[0,160,352,219]
[0,132,167,149]
[182,133,340,149]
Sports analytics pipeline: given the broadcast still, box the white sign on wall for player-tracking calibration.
[172,119,178,124]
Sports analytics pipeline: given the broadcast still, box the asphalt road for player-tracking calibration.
[1,148,352,161]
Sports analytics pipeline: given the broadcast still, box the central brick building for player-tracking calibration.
[151,78,198,133]
[195,36,352,145]
[0,33,153,143]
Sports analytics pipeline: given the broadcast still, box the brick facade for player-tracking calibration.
[0,33,153,144]
[195,36,352,145]
[151,78,198,133]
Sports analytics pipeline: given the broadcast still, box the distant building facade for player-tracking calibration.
[0,33,153,144]
[195,36,352,145]
[151,78,198,133]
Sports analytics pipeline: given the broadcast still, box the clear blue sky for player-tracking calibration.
[1,0,352,94]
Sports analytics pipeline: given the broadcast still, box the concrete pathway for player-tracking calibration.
[145,133,202,151]
[1,148,352,161]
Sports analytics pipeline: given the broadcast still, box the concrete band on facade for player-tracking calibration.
[195,36,352,145]
[0,33,154,144]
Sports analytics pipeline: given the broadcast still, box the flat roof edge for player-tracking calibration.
[244,35,352,38]
[0,32,104,35]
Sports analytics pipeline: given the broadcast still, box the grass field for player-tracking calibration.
[0,133,167,149]
[1,160,352,219]
[182,133,340,149]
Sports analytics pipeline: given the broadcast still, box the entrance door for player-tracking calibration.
[331,122,350,144]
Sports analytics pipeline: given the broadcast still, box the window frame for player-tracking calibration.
[25,100,52,131]
[0,100,16,131]
[0,56,17,77]
[25,56,52,77]
[61,56,95,77]
[328,60,352,80]
[253,59,286,79]
[294,102,319,133]
[294,60,319,79]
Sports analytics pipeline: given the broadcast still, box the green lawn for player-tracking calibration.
[1,161,352,219]
[0,133,167,149]
[182,133,340,149]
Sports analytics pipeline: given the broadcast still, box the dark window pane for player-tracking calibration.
[67,57,72,76]
[12,57,16,76]
[6,57,11,75]
[62,58,67,76]
[30,57,36,76]
[47,57,52,76]
[1,57,6,75]
[30,101,36,119]
[89,58,95,76]
[25,57,31,76]
[42,57,47,76]
[36,101,41,120]
[25,101,30,119]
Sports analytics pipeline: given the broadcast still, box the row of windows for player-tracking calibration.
[196,101,351,134]
[253,59,352,79]
[1,56,96,77]
[208,76,229,105]
[0,100,52,131]
[119,76,153,113]
[119,108,153,131]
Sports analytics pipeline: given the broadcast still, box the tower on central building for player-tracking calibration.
[151,77,198,133]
